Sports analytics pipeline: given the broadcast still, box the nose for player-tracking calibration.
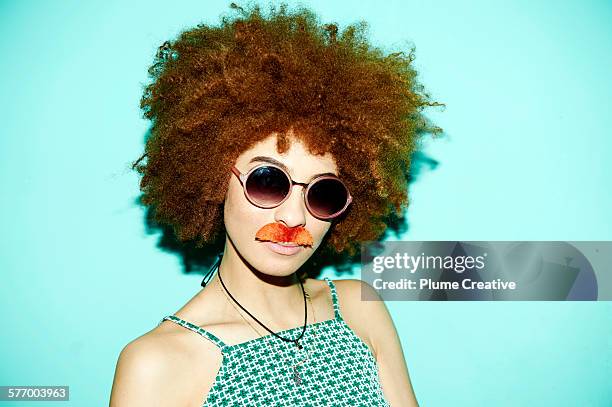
[274,183,307,228]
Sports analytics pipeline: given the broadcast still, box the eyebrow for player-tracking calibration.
[248,156,338,182]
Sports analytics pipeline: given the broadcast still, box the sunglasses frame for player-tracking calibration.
[231,163,353,220]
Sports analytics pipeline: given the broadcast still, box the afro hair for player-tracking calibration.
[132,2,444,259]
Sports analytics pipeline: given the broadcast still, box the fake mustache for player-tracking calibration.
[255,223,313,247]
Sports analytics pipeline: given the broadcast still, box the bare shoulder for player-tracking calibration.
[332,278,383,304]
[110,331,184,406]
[328,279,387,356]
[331,278,384,317]
[109,325,222,407]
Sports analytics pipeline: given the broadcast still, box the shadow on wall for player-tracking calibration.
[132,146,440,280]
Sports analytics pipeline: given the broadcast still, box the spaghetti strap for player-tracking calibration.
[159,315,228,351]
[323,277,343,321]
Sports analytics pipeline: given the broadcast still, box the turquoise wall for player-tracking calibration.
[1,0,610,405]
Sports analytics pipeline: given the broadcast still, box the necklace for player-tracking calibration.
[216,256,308,350]
[215,274,319,385]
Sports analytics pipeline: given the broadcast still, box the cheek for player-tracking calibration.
[308,219,332,248]
[224,185,260,232]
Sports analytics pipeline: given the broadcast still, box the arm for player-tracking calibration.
[340,279,420,407]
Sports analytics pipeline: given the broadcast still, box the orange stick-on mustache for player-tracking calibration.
[255,223,313,247]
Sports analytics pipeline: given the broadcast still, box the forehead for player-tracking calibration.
[236,133,338,175]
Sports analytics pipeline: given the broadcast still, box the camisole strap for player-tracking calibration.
[159,315,228,351]
[323,277,343,321]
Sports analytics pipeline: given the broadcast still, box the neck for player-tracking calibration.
[207,243,306,330]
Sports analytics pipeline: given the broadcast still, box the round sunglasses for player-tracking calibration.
[231,163,353,220]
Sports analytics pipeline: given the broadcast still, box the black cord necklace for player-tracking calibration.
[202,253,308,349]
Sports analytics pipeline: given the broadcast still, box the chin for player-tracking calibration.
[262,268,299,278]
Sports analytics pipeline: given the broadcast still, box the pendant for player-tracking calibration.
[295,340,302,350]
[292,365,302,385]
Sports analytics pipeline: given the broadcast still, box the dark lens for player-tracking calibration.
[245,166,290,207]
[307,178,349,218]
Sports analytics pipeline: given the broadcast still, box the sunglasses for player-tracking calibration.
[231,163,353,220]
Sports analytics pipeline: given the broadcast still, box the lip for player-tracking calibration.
[263,241,303,256]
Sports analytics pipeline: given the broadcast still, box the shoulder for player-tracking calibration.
[114,332,177,383]
[110,325,221,406]
[110,331,184,406]
[331,278,384,313]
[331,278,380,294]
[328,279,388,355]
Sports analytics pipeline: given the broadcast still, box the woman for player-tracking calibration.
[111,3,441,406]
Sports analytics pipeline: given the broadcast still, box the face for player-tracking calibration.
[224,130,339,277]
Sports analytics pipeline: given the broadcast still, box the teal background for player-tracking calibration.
[1,0,611,406]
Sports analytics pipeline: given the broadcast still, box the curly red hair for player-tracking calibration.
[132,2,443,259]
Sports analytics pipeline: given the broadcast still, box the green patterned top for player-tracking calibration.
[159,277,391,406]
